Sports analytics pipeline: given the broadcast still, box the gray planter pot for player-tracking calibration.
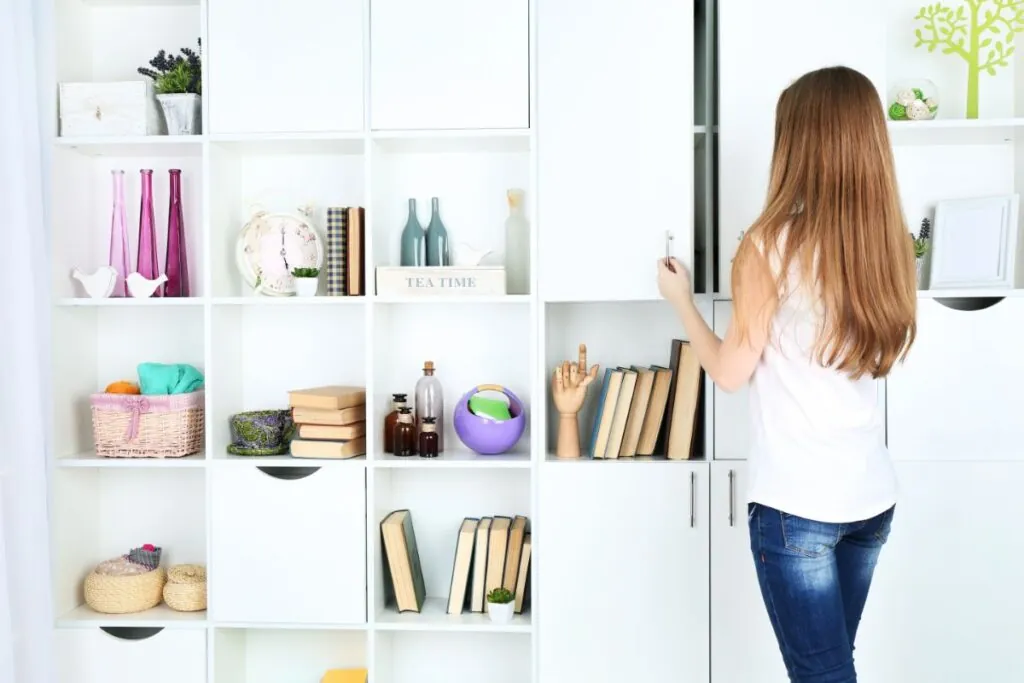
[157,93,201,135]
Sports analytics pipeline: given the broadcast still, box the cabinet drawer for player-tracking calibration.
[887,297,1024,460]
[59,81,162,137]
[57,627,206,683]
[210,465,367,624]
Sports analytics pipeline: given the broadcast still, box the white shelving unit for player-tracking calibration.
[43,0,1024,682]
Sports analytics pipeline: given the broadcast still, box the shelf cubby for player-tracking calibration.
[543,300,712,460]
[52,305,204,461]
[52,146,205,299]
[369,137,531,294]
[51,467,207,623]
[209,303,366,460]
[373,631,531,683]
[208,140,365,298]
[371,468,532,627]
[213,628,367,683]
[371,301,531,463]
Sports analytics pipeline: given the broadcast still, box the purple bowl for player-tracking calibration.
[453,385,526,455]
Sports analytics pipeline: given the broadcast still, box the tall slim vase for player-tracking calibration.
[136,169,161,296]
[164,169,190,297]
[108,170,130,297]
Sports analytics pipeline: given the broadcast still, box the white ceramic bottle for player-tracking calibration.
[504,188,530,295]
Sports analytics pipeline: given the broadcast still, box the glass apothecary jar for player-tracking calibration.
[887,79,940,121]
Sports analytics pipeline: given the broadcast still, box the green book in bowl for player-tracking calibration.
[468,394,512,421]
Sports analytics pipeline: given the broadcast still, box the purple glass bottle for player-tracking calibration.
[108,170,130,297]
[136,169,161,295]
[164,169,190,297]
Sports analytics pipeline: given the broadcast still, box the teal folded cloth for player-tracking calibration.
[138,362,205,395]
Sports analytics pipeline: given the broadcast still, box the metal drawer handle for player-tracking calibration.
[689,471,696,528]
[728,469,735,527]
[95,106,102,120]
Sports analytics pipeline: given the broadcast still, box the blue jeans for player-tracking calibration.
[748,503,895,683]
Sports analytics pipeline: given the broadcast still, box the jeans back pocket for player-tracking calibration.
[781,512,841,558]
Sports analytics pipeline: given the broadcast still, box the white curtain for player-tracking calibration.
[0,0,56,681]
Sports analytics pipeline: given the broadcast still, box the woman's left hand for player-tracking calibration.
[657,257,692,304]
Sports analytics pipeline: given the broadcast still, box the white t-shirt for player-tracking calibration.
[745,244,898,523]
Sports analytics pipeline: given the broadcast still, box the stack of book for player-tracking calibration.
[588,338,704,459]
[379,510,532,617]
[287,385,367,459]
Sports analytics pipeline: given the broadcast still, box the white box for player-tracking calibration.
[375,266,507,297]
[59,81,164,137]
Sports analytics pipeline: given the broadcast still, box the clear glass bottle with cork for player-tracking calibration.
[414,360,444,452]
[393,406,417,457]
[383,393,408,454]
[418,416,439,458]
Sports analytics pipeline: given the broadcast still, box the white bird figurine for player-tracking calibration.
[71,266,117,299]
[126,272,168,298]
[453,243,492,267]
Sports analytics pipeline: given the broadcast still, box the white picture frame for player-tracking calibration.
[929,194,1019,290]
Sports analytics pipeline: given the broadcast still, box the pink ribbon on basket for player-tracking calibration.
[122,396,150,442]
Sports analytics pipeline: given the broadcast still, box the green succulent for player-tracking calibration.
[292,267,320,278]
[486,587,514,604]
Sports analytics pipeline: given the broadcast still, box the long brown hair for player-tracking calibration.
[732,66,917,379]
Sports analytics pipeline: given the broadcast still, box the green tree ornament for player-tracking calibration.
[913,0,1024,118]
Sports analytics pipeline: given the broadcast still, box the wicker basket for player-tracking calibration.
[90,390,204,458]
[84,566,167,614]
[163,564,207,612]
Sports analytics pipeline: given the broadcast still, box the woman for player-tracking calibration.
[658,66,917,683]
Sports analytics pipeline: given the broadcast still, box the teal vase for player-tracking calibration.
[425,197,450,266]
[400,198,425,266]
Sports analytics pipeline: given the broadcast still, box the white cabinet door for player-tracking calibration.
[208,0,363,133]
[538,0,692,302]
[57,627,206,683]
[210,465,366,624]
[856,462,1024,682]
[369,0,529,130]
[717,0,887,295]
[539,462,709,683]
[710,462,789,683]
[713,301,750,460]
[887,297,1024,460]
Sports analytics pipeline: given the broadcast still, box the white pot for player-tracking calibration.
[295,277,319,297]
[156,93,201,135]
[915,258,924,288]
[487,601,514,624]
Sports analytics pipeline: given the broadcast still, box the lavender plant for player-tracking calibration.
[911,217,931,259]
[138,38,202,95]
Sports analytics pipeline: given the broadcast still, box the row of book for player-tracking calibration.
[288,385,367,459]
[589,338,704,459]
[325,206,366,297]
[380,510,531,616]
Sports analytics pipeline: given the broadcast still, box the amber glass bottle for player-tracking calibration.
[383,393,408,454]
[418,416,439,458]
[393,406,416,457]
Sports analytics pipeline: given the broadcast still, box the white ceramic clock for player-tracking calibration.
[235,208,324,296]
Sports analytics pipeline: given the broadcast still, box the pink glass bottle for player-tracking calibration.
[136,169,161,295]
[108,170,130,297]
[164,169,190,297]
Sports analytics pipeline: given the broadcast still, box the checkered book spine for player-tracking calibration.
[326,207,349,296]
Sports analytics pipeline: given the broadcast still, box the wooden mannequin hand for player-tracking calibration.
[551,344,599,416]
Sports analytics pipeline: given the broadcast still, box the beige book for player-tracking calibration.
[292,405,366,426]
[289,385,366,410]
[297,422,366,440]
[290,437,366,459]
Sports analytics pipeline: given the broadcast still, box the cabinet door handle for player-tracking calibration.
[728,469,735,527]
[689,470,696,528]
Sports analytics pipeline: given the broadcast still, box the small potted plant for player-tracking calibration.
[138,39,202,135]
[911,217,931,287]
[486,587,515,623]
[292,267,320,297]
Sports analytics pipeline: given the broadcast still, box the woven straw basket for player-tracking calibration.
[163,564,207,612]
[90,390,205,458]
[84,566,167,614]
